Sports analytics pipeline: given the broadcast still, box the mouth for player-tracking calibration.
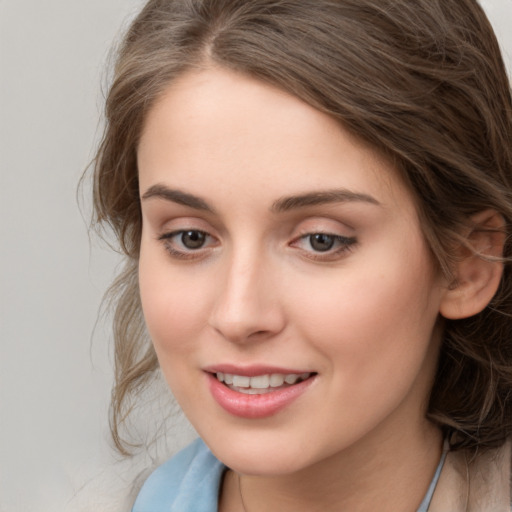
[204,367,317,418]
[214,372,314,395]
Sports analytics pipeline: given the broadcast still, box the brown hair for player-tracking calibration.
[93,0,512,454]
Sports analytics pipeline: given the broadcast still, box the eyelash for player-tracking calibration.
[157,230,357,262]
[158,230,217,260]
[291,233,357,261]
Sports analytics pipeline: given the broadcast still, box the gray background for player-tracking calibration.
[1,1,511,510]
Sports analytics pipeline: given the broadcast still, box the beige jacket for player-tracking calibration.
[429,439,511,511]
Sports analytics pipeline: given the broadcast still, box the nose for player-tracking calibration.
[208,249,286,344]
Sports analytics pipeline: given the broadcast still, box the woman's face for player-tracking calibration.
[138,67,446,475]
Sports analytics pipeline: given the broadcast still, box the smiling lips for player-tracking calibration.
[216,372,312,394]
[206,368,316,418]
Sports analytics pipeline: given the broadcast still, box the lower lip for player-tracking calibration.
[206,373,316,419]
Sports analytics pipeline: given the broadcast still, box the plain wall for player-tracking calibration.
[1,1,511,511]
[0,2,197,511]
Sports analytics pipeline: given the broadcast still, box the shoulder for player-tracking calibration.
[430,438,512,511]
[131,438,226,512]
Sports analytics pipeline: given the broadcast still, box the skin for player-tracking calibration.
[137,67,448,511]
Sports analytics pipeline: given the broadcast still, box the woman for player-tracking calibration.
[92,0,512,510]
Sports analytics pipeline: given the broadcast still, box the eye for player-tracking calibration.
[158,229,217,260]
[308,233,336,252]
[291,232,357,260]
[180,230,207,249]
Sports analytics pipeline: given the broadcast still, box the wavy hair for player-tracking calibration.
[92,0,512,454]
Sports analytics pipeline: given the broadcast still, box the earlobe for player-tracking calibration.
[440,210,506,320]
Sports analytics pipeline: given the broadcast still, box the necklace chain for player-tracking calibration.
[238,473,248,512]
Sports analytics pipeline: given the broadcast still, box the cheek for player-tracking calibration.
[288,272,441,440]
[287,245,442,391]
[138,254,214,414]
[138,250,210,359]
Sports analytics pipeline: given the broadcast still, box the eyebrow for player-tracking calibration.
[141,184,215,213]
[141,184,381,214]
[271,189,381,212]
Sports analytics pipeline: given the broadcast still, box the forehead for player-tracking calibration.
[137,66,414,214]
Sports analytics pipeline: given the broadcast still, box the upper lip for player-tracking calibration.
[203,364,314,377]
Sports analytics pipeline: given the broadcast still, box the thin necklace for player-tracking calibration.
[238,473,248,512]
[237,458,451,512]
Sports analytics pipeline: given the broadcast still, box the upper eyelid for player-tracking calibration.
[158,228,208,238]
[156,226,352,242]
[158,229,217,243]
[292,232,357,246]
[291,222,355,240]
[155,216,355,242]
[156,217,219,236]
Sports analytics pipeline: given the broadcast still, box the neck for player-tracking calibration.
[222,420,443,512]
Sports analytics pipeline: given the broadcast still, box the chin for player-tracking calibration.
[217,447,314,476]
[197,425,325,476]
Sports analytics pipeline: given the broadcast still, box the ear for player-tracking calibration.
[440,210,506,320]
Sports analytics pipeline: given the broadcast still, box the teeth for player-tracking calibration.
[216,372,312,390]
[232,375,250,388]
[250,375,270,389]
[270,374,285,387]
[284,373,299,384]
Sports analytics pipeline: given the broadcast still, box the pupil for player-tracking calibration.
[310,233,334,252]
[181,231,206,249]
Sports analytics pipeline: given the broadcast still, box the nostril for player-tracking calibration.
[250,330,269,337]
